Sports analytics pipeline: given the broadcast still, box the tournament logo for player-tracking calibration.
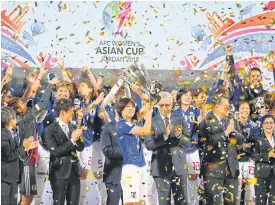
[102,1,134,38]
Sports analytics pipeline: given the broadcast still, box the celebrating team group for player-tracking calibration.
[1,44,275,205]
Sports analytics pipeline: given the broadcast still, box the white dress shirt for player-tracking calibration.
[160,113,171,141]
[267,136,275,149]
[56,118,76,145]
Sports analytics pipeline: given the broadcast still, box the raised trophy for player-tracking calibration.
[118,63,161,103]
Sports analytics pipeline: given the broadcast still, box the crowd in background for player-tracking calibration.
[1,45,275,205]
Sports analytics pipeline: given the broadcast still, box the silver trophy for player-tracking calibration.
[118,63,161,103]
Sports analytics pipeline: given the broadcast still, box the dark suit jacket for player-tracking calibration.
[254,132,275,178]
[199,111,244,178]
[144,113,191,177]
[100,121,123,184]
[44,121,84,180]
[1,127,27,183]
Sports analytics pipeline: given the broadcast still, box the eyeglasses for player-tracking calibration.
[158,104,171,108]
[263,122,275,125]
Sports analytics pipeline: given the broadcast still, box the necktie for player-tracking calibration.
[221,119,226,129]
[164,117,169,128]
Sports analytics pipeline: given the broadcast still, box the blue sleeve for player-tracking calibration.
[250,125,260,140]
[96,104,101,115]
[116,121,135,135]
[206,79,224,104]
[133,93,142,111]
[152,107,159,117]
[105,105,115,122]
[38,123,45,138]
[86,104,99,123]
[195,108,200,119]
[216,79,224,88]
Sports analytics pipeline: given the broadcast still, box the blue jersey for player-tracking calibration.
[105,104,115,122]
[79,99,101,147]
[238,119,260,162]
[173,106,200,152]
[115,118,145,167]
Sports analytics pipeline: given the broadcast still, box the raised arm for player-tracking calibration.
[81,65,98,91]
[130,83,151,121]
[96,73,104,91]
[21,66,47,102]
[29,78,57,118]
[1,65,13,91]
[130,101,154,136]
[59,59,72,83]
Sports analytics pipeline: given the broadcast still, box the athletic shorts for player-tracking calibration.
[186,150,200,175]
[238,161,255,179]
[120,164,147,203]
[20,165,37,195]
[37,143,50,174]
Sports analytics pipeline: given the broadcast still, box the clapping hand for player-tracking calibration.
[72,128,83,143]
[225,119,235,136]
[23,136,38,151]
[166,124,171,137]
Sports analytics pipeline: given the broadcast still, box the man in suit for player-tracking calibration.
[1,107,37,205]
[100,106,123,205]
[199,95,244,205]
[44,98,84,205]
[145,91,191,205]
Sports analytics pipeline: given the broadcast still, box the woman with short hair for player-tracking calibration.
[254,115,275,205]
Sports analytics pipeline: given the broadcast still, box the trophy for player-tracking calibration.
[118,63,161,103]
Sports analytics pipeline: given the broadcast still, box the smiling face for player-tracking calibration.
[197,92,208,106]
[121,101,136,120]
[158,96,173,116]
[56,86,70,101]
[239,102,250,120]
[249,69,262,87]
[180,91,192,106]
[262,117,275,136]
